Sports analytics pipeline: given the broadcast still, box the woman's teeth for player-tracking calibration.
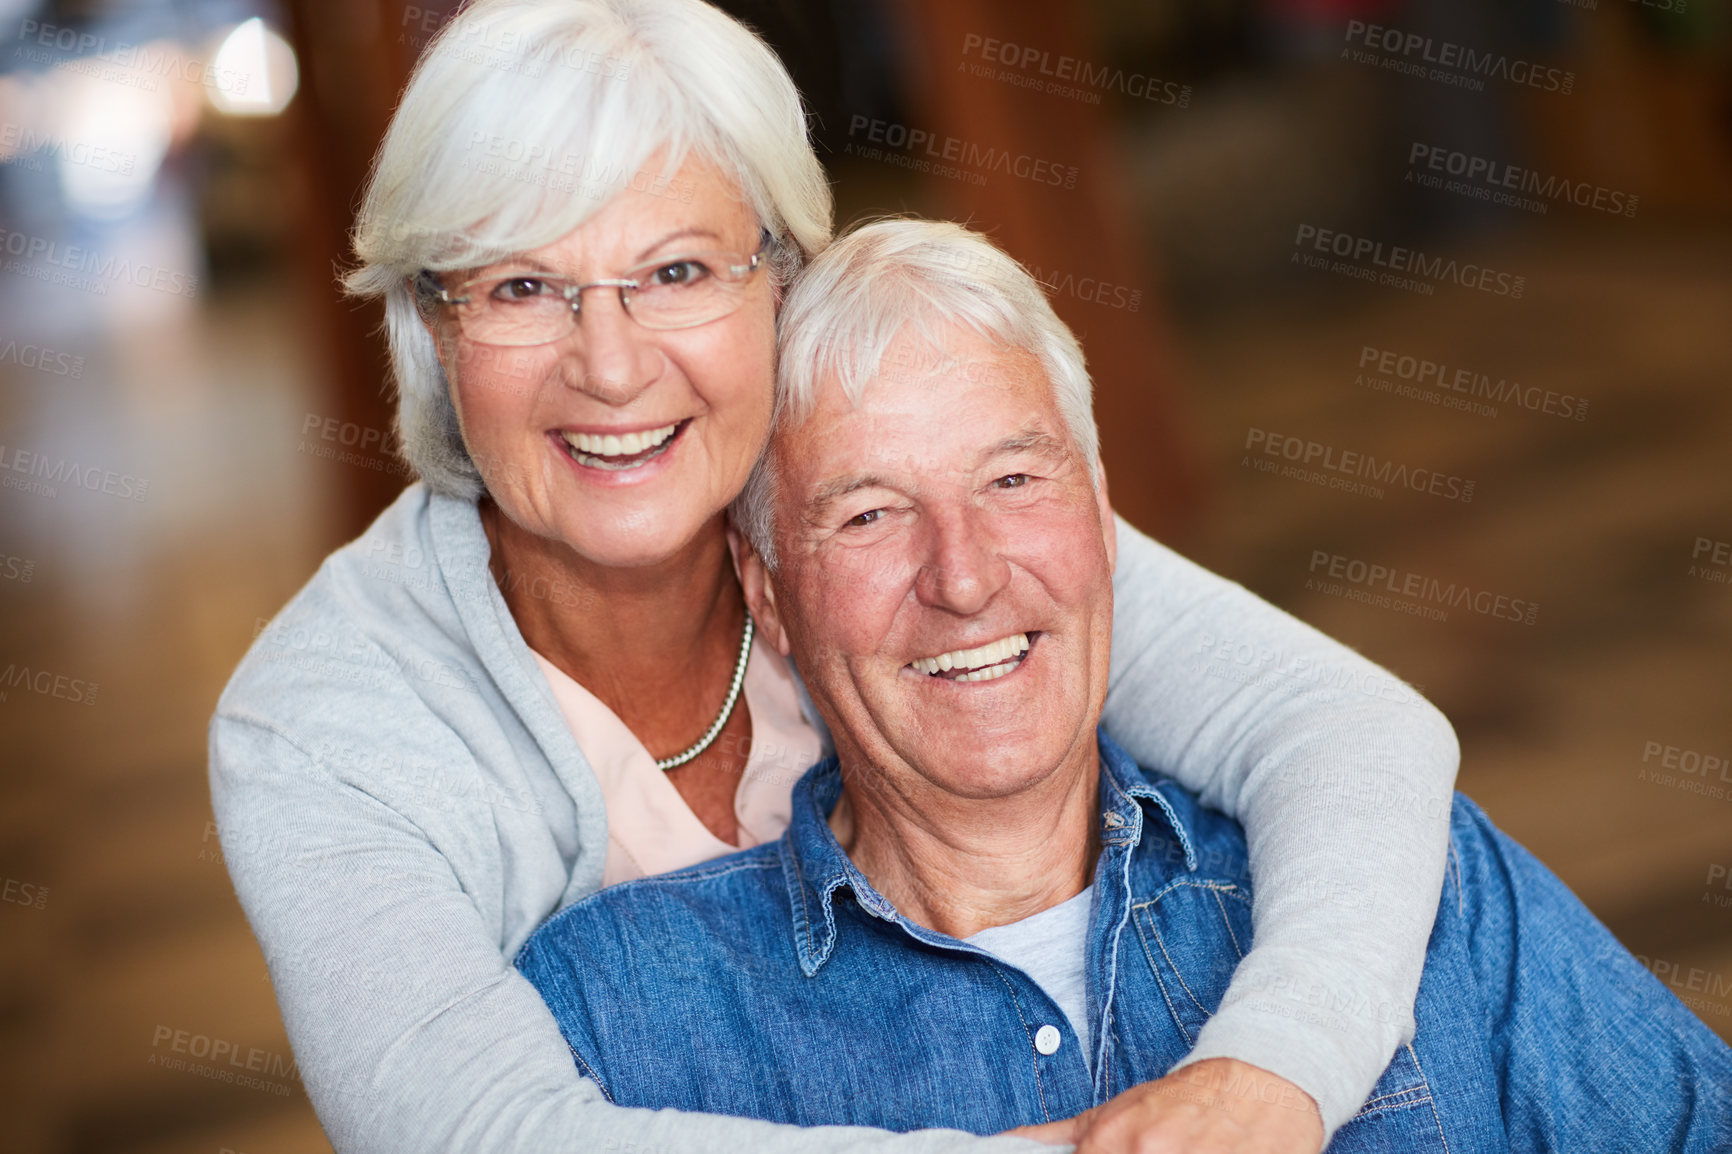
[910,633,1030,681]
[560,423,679,469]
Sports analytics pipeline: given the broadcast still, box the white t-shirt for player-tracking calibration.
[965,884,1096,1069]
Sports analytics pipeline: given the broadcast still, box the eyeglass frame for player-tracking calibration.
[413,229,775,343]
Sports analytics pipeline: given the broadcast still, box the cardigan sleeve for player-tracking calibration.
[1100,515,1458,1137]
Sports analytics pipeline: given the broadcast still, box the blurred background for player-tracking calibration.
[1,0,1728,1150]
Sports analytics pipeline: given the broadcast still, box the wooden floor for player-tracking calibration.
[0,222,1728,1151]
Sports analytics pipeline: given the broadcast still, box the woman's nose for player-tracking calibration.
[557,288,660,404]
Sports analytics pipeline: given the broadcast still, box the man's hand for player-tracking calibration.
[1005,1058,1325,1154]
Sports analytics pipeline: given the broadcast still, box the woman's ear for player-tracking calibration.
[728,524,792,658]
[411,277,457,378]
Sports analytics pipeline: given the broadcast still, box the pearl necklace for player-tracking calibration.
[654,610,755,772]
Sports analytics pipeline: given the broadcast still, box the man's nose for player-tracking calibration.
[556,287,660,404]
[913,507,1010,616]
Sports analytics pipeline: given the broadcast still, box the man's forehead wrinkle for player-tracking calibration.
[810,472,894,509]
[988,427,1068,460]
[857,319,1040,398]
[796,423,1068,516]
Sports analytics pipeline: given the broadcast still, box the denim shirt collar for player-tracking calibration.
[780,728,1197,977]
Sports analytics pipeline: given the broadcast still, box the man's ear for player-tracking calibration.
[728,524,794,658]
[1094,460,1117,574]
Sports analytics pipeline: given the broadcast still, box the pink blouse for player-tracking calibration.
[531,640,824,887]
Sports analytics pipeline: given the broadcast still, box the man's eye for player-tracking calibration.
[846,509,885,528]
[995,474,1031,489]
[490,277,551,302]
[646,260,711,287]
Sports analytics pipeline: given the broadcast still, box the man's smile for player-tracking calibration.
[906,632,1035,682]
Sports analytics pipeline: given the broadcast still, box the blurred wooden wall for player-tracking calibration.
[888,0,1198,540]
[282,0,423,541]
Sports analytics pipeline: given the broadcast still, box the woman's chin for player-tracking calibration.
[555,514,726,572]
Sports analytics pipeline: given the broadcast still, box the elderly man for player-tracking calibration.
[516,220,1732,1153]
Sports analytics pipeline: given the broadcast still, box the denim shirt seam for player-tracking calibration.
[644,857,782,884]
[1135,876,1248,910]
[1125,784,1197,871]
[1400,1042,1451,1148]
[567,1041,614,1104]
[784,759,864,976]
[786,843,829,976]
[1092,819,1139,1095]
[788,844,877,978]
[1097,733,1198,872]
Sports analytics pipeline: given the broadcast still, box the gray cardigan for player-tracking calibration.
[209,485,1457,1152]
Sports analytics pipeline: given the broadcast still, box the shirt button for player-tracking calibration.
[1034,1025,1062,1055]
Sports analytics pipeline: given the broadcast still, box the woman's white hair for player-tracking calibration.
[343,0,833,497]
[735,218,1099,569]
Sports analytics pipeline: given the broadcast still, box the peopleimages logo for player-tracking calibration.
[845,115,1078,190]
[1407,143,1638,219]
[0,661,99,705]
[893,240,1143,313]
[0,227,199,298]
[0,122,137,175]
[1356,345,1588,422]
[1307,550,1539,626]
[1690,537,1730,588]
[0,442,149,502]
[1705,864,1732,912]
[148,1025,298,1096]
[1638,739,1732,803]
[1025,261,1143,312]
[1633,957,1731,1018]
[959,33,1191,108]
[15,20,254,94]
[1342,20,1575,95]
[1244,427,1476,504]
[1,876,48,909]
[1294,224,1525,298]
[0,339,85,379]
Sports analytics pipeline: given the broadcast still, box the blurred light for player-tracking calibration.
[207,18,299,117]
[53,68,174,221]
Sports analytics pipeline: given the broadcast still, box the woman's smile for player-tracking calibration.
[555,418,691,472]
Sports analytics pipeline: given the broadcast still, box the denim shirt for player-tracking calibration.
[517,733,1732,1151]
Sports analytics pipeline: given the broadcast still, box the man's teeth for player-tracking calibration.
[562,423,678,458]
[911,633,1030,681]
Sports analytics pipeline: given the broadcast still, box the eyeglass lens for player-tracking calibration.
[447,250,760,344]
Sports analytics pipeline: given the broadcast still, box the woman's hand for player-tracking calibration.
[1005,1058,1324,1154]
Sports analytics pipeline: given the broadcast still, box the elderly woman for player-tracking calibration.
[209,1,1458,1152]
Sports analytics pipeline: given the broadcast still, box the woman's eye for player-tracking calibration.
[995,473,1031,489]
[846,509,885,528]
[647,260,711,287]
[491,277,549,302]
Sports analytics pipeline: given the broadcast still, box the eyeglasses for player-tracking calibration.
[418,231,772,346]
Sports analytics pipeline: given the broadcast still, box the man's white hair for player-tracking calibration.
[342,0,832,498]
[735,218,1099,569]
